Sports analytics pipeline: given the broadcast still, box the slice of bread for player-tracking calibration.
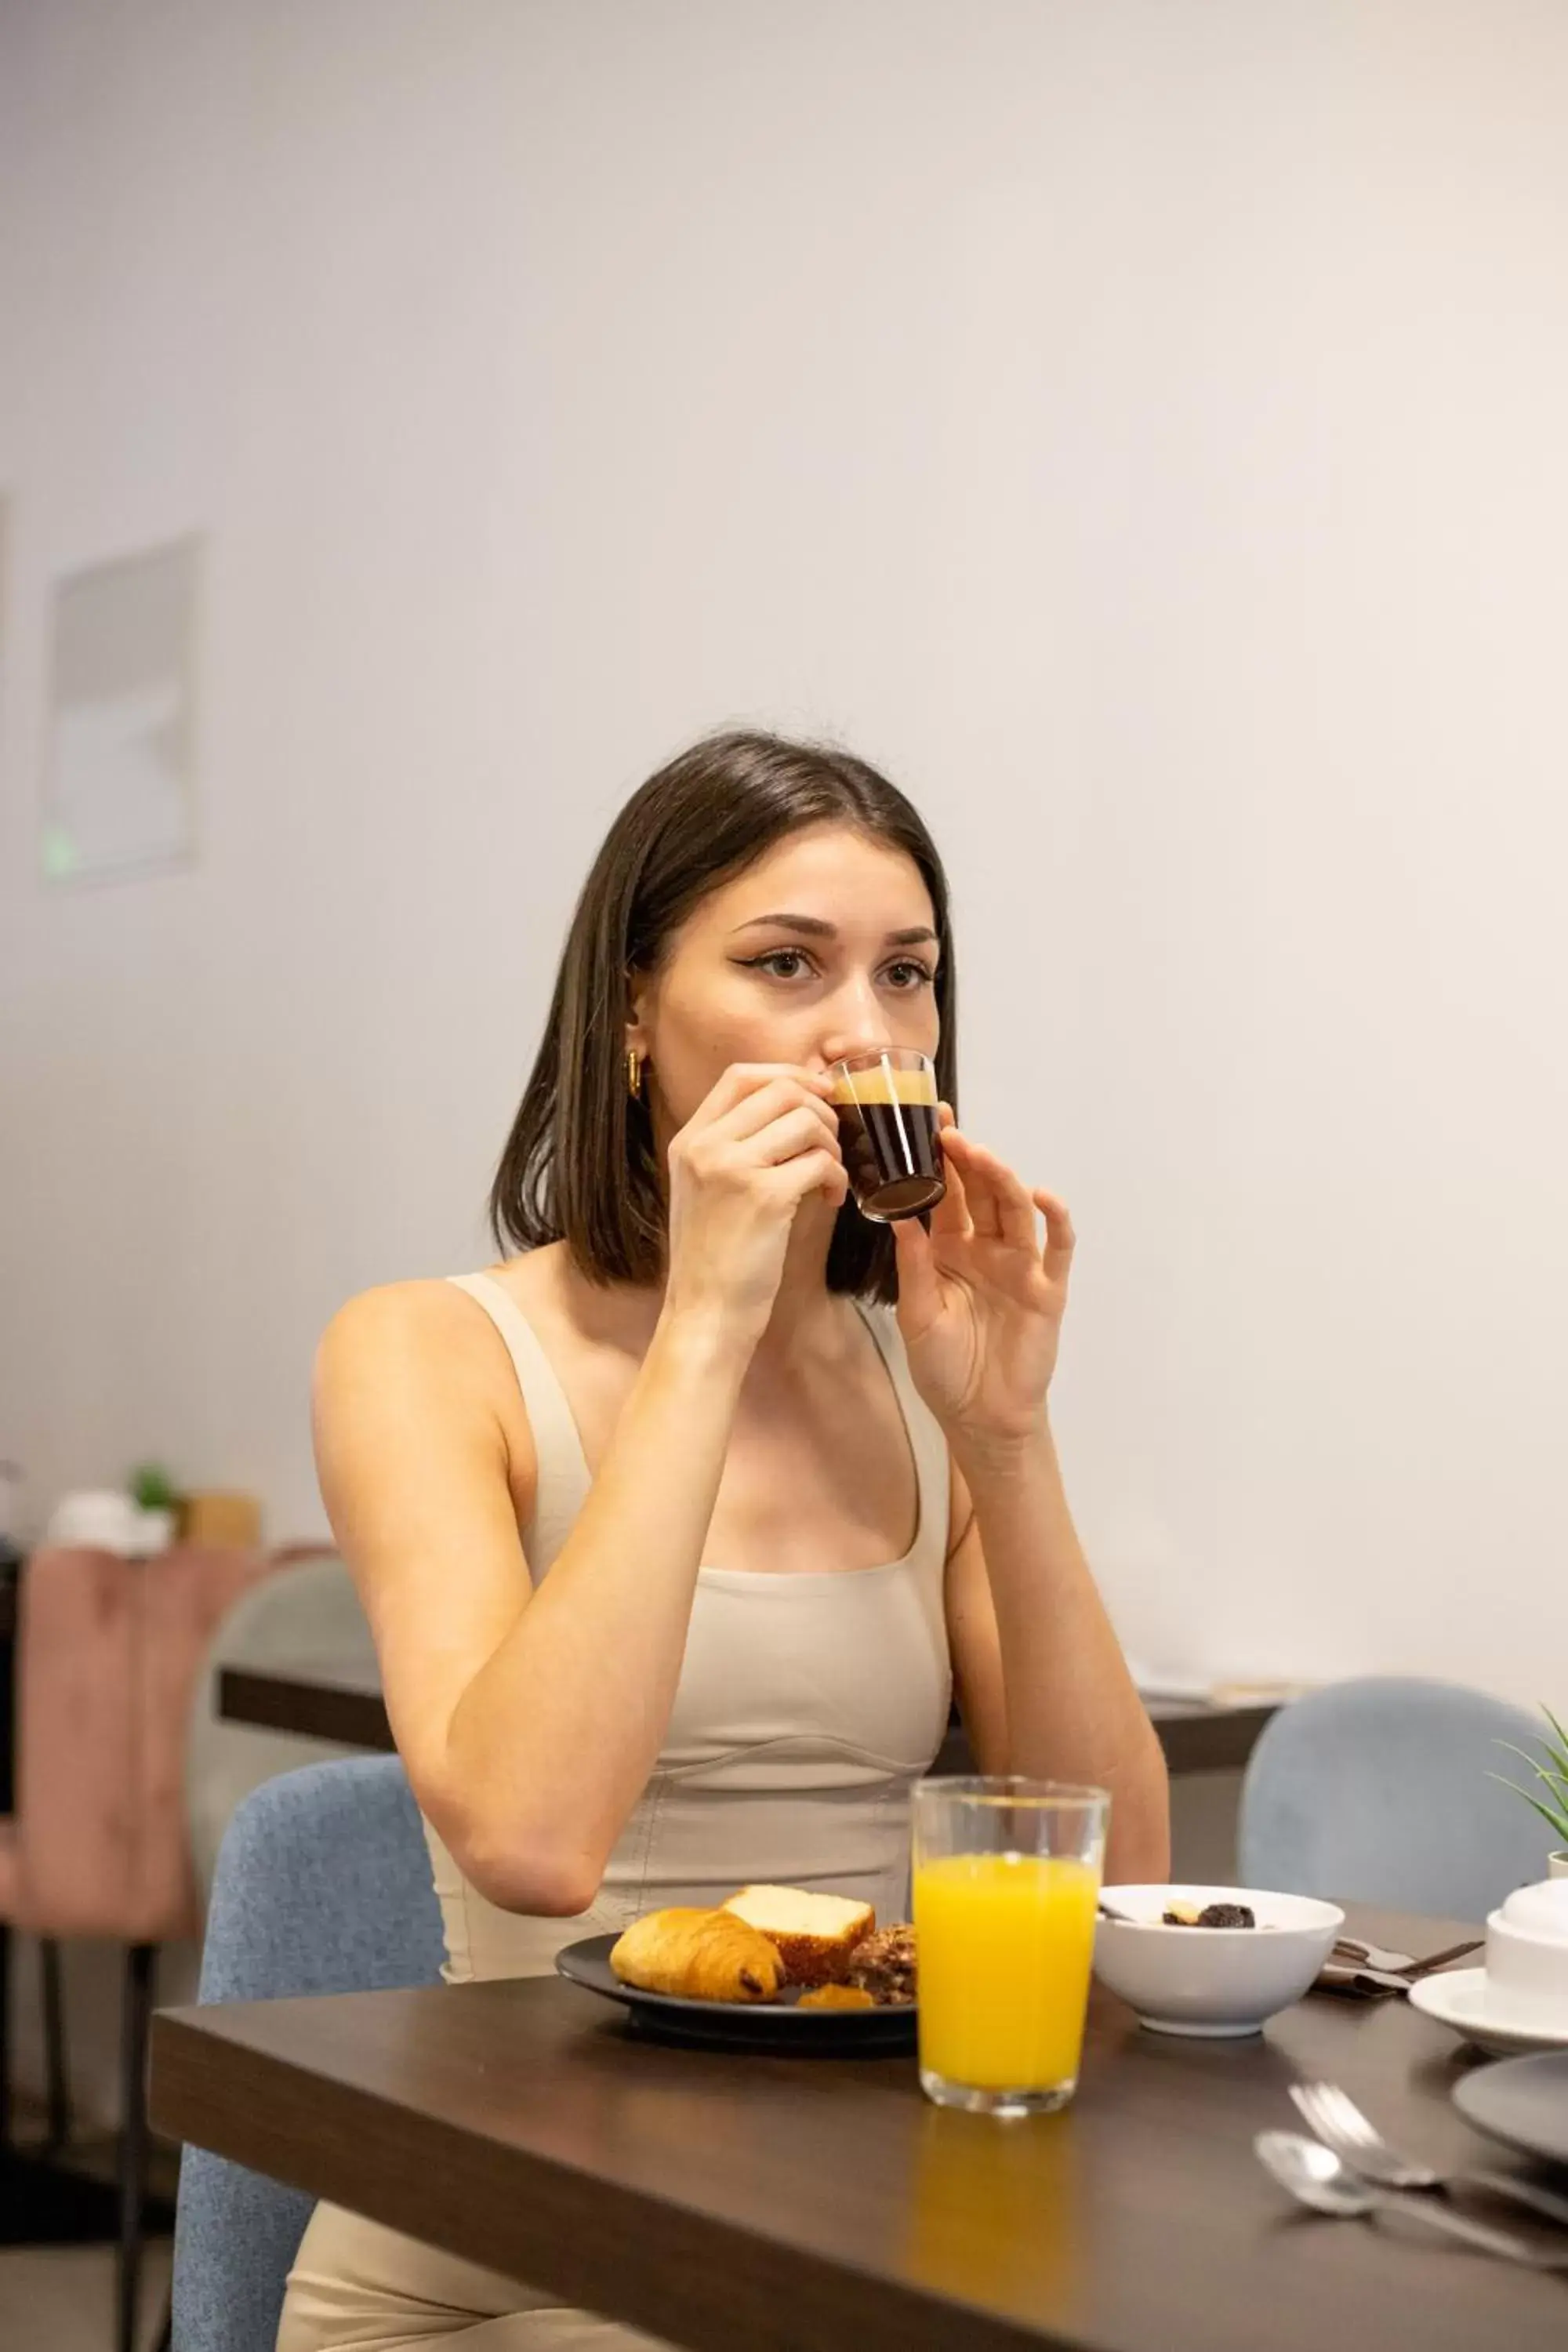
[720,1886,876,1987]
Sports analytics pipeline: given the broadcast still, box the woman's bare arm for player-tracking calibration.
[314,1063,848,1918]
[314,1279,750,1915]
[942,1448,1171,1885]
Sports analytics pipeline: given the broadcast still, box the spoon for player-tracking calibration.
[1254,2132,1565,2267]
[1096,1897,1142,1926]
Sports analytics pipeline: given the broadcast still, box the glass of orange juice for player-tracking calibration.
[912,1776,1110,2117]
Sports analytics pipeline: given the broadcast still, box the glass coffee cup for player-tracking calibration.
[829,1048,946,1221]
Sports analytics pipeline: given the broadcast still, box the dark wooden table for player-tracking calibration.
[217,1657,1278,1779]
[151,1902,1566,2352]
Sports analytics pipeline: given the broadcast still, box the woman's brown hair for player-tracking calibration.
[489,729,957,1304]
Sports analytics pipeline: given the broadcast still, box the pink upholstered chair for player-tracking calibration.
[0,1544,271,2352]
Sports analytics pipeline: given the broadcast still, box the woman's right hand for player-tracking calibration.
[662,1064,848,1349]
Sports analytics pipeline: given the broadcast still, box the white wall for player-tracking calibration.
[3,0,1566,1715]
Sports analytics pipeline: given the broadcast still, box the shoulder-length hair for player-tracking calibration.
[490,729,957,1304]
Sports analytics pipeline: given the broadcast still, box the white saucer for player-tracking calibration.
[1409,1967,1568,2060]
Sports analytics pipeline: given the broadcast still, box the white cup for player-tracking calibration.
[1484,1880,1568,2027]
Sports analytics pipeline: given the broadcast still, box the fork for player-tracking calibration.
[1330,1936,1483,1978]
[1290,2080,1568,2232]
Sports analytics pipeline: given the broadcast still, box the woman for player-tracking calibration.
[280,731,1169,2350]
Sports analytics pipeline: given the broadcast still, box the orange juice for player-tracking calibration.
[913,1852,1100,2092]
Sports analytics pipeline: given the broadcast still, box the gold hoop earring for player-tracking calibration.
[626,1050,644,1102]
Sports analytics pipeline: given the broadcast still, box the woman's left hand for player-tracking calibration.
[891,1110,1075,1457]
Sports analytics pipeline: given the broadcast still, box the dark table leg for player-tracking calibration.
[118,1944,156,2352]
[0,1570,13,2151]
[41,1936,70,2151]
[0,1918,11,2148]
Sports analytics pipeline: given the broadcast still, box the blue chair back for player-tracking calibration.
[1239,1675,1559,1921]
[171,1756,445,2352]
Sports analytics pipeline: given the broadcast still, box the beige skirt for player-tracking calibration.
[277,2199,677,2351]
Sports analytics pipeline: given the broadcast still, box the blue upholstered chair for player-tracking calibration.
[183,1555,378,1914]
[170,1757,445,2352]
[1239,1675,1559,1922]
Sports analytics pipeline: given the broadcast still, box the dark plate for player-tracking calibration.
[1453,2051,1568,2169]
[554,1933,916,2054]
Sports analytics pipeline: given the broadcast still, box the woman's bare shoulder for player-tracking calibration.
[314,1275,543,1508]
[319,1245,569,1360]
[319,1276,495,1368]
[318,1252,580,1460]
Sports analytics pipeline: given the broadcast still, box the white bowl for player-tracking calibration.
[1093,1883,1345,2038]
[1484,1908,1568,2029]
[1499,1879,1568,1940]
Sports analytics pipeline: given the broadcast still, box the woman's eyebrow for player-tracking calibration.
[731,913,938,948]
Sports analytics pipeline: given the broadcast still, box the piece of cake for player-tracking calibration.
[720,1886,876,1987]
[845,1922,917,2006]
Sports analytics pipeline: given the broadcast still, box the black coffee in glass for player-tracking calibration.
[831,1052,946,1221]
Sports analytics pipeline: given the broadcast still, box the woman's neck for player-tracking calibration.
[566,1193,851,1371]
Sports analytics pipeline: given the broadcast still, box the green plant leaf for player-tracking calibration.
[1537,1704,1568,1780]
[128,1461,180,1512]
[1494,1740,1563,1789]
[1517,1791,1568,1843]
[1487,1772,1568,1844]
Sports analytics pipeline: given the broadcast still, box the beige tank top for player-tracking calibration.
[422,1270,953,1982]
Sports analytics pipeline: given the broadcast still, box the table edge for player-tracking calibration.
[215,1668,1278,1777]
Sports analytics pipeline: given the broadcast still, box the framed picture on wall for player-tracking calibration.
[42,534,201,886]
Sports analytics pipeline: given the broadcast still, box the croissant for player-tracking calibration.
[609,1907,783,2003]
